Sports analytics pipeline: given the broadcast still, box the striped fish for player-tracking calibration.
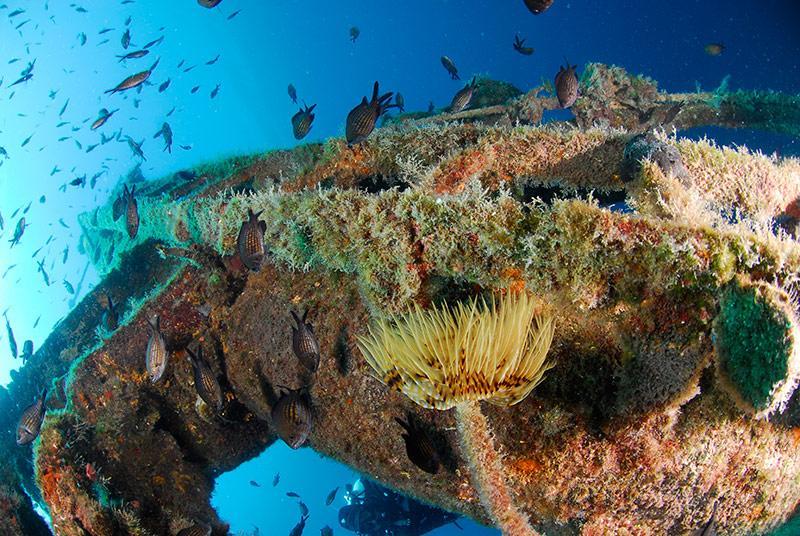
[291,309,320,371]
[291,103,316,140]
[145,315,168,383]
[186,346,223,412]
[396,415,440,474]
[271,388,312,449]
[197,0,222,7]
[555,63,579,108]
[345,81,396,145]
[104,59,159,94]
[236,209,267,271]
[123,184,139,239]
[16,388,47,446]
[449,77,477,113]
[523,0,554,14]
[176,523,211,536]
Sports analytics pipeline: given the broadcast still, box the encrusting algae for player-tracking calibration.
[2,64,800,535]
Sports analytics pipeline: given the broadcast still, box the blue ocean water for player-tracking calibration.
[0,1,798,534]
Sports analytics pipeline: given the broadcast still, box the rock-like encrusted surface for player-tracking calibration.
[2,64,800,535]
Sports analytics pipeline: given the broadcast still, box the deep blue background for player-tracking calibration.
[0,1,798,534]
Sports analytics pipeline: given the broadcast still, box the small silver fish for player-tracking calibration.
[117,49,149,62]
[145,315,168,383]
[105,59,158,94]
[17,388,47,445]
[325,487,338,506]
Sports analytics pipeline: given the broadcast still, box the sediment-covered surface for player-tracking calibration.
[3,64,800,535]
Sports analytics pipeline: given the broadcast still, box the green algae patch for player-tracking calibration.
[714,277,800,415]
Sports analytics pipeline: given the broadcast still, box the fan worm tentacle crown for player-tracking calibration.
[357,292,555,409]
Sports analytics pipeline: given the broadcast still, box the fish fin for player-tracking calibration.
[377,92,394,106]
[394,417,410,432]
[371,81,379,104]
[290,310,301,327]
[259,220,266,233]
[185,345,202,367]
[360,96,368,106]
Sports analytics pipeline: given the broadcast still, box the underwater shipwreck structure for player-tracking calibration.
[3,64,800,535]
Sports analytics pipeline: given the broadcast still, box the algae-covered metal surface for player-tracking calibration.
[3,63,800,535]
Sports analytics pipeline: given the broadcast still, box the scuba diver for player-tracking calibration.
[338,477,461,535]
